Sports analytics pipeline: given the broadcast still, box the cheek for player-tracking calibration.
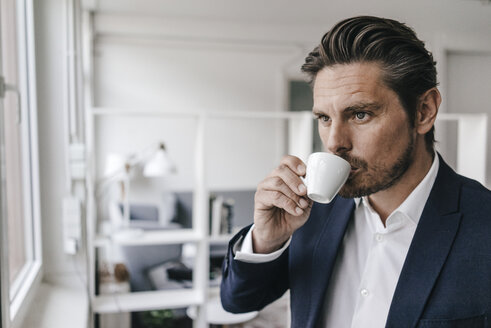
[318,126,328,146]
[353,125,405,160]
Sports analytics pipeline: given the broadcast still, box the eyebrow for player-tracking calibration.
[344,102,382,113]
[313,102,382,116]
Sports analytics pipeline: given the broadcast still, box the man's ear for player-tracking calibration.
[416,87,441,135]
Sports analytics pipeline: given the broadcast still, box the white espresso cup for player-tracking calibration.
[302,152,351,204]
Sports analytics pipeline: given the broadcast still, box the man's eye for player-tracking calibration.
[317,115,330,122]
[355,112,368,120]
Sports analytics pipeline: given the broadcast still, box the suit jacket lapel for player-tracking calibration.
[306,197,355,328]
[385,156,463,328]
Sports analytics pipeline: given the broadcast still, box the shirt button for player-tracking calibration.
[375,234,384,242]
[360,289,369,297]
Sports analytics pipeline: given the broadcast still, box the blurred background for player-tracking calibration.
[1,0,490,327]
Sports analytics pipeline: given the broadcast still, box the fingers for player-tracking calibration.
[273,155,308,197]
[255,155,310,216]
[262,175,307,206]
[272,165,307,197]
[278,155,307,178]
[255,189,308,216]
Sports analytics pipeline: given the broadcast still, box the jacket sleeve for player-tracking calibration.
[220,225,290,313]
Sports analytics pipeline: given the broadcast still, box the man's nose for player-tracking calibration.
[324,122,351,154]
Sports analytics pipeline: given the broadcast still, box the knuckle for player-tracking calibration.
[276,164,287,172]
[254,190,261,202]
[255,189,270,201]
[285,198,297,211]
[257,179,266,190]
[280,155,291,163]
[272,176,283,188]
[271,167,281,177]
[272,191,283,202]
[282,154,297,164]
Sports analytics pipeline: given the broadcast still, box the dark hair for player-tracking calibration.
[302,16,438,153]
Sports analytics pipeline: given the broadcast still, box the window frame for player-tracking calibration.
[0,0,43,326]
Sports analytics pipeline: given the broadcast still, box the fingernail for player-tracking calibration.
[295,207,304,215]
[297,165,305,174]
[299,198,308,208]
[298,184,306,193]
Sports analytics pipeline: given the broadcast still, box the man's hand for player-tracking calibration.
[252,155,313,253]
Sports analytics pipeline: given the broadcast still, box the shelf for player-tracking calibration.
[94,229,202,247]
[92,288,204,313]
[208,234,234,245]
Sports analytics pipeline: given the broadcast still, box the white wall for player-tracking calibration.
[447,51,491,185]
[92,17,314,211]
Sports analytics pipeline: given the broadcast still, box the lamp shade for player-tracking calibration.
[143,147,176,177]
[104,153,126,178]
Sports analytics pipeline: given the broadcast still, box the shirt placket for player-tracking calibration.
[350,207,400,328]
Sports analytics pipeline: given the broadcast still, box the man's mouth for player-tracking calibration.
[349,166,360,177]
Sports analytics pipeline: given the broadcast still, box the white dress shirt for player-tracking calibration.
[234,155,439,328]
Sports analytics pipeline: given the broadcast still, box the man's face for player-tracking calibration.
[312,62,416,198]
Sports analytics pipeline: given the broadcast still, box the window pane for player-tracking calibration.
[1,0,27,285]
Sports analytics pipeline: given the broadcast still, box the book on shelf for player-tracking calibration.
[209,194,235,236]
[211,195,223,236]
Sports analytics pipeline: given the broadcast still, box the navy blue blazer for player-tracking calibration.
[221,156,491,327]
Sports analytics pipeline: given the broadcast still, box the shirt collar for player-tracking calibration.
[354,153,439,226]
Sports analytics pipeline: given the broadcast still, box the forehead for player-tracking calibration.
[312,62,389,109]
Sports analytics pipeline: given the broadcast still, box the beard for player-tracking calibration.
[337,133,415,199]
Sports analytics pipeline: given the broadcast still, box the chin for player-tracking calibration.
[338,184,369,199]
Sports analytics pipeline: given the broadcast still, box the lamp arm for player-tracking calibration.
[96,141,167,197]
[125,141,164,168]
[95,172,126,197]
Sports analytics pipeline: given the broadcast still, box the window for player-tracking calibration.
[0,0,42,326]
[288,80,322,152]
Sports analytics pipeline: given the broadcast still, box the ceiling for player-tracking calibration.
[87,0,491,35]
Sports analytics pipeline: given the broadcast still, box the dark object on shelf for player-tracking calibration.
[166,263,192,281]
[222,199,234,234]
[141,309,174,328]
[134,308,192,328]
[114,262,130,282]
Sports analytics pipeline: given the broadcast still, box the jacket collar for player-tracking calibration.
[305,197,355,328]
[385,155,463,327]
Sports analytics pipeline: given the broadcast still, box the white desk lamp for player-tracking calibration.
[143,143,176,177]
[99,142,176,240]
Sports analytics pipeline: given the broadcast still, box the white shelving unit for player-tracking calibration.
[94,229,202,247]
[77,5,315,326]
[93,289,204,313]
[84,108,314,328]
[80,8,317,318]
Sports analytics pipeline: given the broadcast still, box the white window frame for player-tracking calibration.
[0,0,42,327]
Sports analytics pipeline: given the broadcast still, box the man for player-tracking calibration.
[220,16,491,328]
